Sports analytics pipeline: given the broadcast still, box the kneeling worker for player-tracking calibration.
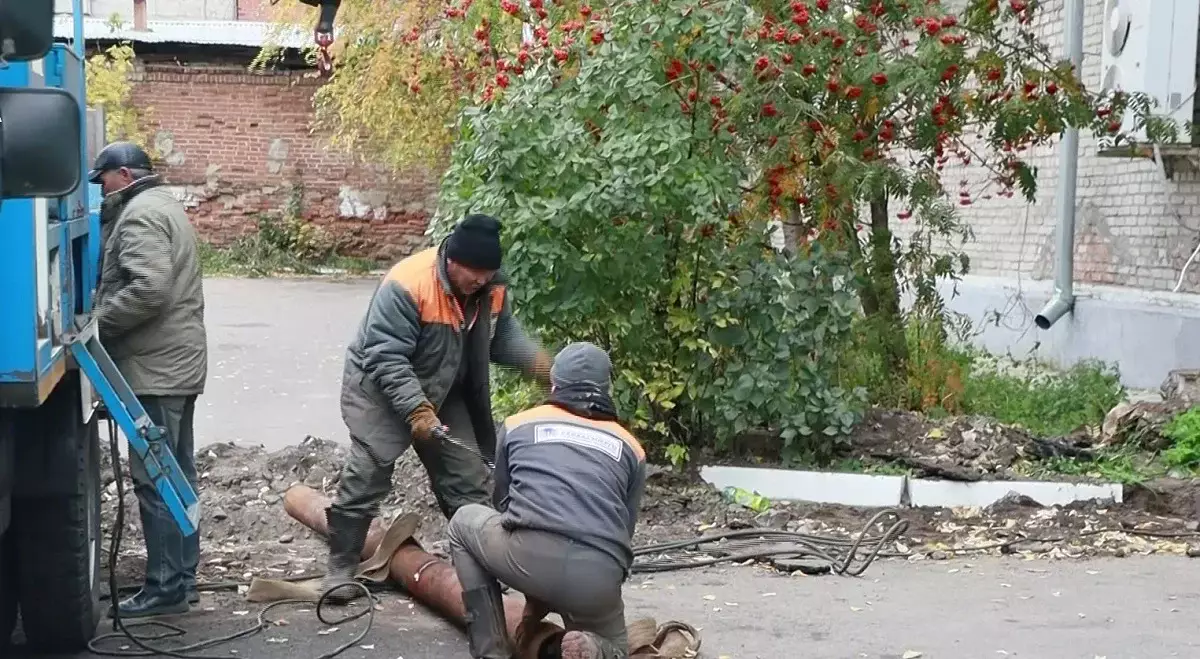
[448,342,647,659]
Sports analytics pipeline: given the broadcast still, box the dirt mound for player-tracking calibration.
[99,436,449,587]
[849,408,1099,481]
[1124,479,1200,520]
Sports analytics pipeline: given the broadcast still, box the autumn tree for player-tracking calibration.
[85,40,151,148]
[268,0,1162,459]
[258,0,590,170]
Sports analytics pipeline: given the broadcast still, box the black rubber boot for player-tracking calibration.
[320,507,372,603]
[462,583,512,659]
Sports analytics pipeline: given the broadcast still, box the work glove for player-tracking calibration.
[407,402,444,443]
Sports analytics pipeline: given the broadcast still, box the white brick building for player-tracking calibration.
[901,0,1200,389]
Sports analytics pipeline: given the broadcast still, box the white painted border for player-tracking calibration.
[699,465,1123,509]
[907,478,1122,508]
[699,465,906,508]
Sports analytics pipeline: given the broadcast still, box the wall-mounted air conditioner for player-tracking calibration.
[1100,0,1200,144]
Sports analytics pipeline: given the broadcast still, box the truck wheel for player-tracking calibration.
[0,533,17,651]
[11,370,103,653]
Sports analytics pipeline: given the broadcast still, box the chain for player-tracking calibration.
[430,427,495,470]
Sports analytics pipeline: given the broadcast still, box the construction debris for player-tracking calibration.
[97,419,1200,589]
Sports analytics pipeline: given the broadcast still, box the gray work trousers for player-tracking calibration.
[448,504,629,658]
[332,368,491,520]
[128,395,201,599]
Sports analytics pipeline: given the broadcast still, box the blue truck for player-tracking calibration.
[0,2,201,652]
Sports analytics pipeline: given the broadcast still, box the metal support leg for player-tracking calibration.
[65,323,200,537]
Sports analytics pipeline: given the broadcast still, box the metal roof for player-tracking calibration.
[52,15,311,49]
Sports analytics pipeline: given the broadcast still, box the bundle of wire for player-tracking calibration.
[88,417,375,659]
[631,510,911,575]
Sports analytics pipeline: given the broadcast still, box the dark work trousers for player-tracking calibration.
[128,395,201,600]
[331,368,491,521]
[448,504,629,659]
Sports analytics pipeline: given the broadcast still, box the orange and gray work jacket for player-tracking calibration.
[492,404,648,576]
[343,239,542,457]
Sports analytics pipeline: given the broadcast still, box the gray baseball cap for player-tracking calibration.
[550,342,612,391]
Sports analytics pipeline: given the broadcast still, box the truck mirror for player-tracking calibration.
[0,1,55,62]
[0,88,82,198]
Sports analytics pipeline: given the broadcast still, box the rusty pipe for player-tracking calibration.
[283,485,564,656]
[282,485,389,560]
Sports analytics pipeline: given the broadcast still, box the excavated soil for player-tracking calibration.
[99,411,1200,592]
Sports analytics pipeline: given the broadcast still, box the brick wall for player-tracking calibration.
[892,0,1200,294]
[130,62,436,263]
[236,0,266,21]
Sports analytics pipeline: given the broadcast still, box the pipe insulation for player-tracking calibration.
[283,486,567,658]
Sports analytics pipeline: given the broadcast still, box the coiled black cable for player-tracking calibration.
[87,417,375,659]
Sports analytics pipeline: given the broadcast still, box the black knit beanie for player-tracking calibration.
[445,213,503,270]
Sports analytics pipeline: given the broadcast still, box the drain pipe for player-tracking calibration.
[1034,0,1084,330]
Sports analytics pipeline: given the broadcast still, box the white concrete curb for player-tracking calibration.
[699,465,1123,509]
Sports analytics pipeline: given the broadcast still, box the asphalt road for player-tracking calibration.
[195,276,380,450]
[16,276,1200,658]
[12,556,1200,658]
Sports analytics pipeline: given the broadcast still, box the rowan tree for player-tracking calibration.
[268,0,1165,458]
[259,0,608,169]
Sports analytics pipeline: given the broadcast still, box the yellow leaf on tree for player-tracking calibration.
[863,96,881,120]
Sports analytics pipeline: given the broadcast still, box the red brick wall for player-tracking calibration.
[236,0,266,21]
[130,64,436,263]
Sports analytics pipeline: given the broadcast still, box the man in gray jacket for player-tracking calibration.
[91,141,208,619]
[322,213,551,600]
[447,342,646,659]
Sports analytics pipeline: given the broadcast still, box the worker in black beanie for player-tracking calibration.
[320,213,552,602]
[445,213,504,273]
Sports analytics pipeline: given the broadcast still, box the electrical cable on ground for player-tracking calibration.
[85,418,1200,655]
[631,509,910,574]
[87,417,375,659]
[634,517,1200,574]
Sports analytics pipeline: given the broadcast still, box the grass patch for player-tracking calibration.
[838,317,1125,439]
[199,214,378,278]
[834,315,1146,481]
[960,357,1125,438]
[1021,447,1152,485]
[1161,406,1200,469]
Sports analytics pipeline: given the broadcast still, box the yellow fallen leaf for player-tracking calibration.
[926,428,945,440]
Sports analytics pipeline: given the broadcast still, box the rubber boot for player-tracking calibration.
[462,583,512,659]
[559,631,623,659]
[320,507,372,603]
